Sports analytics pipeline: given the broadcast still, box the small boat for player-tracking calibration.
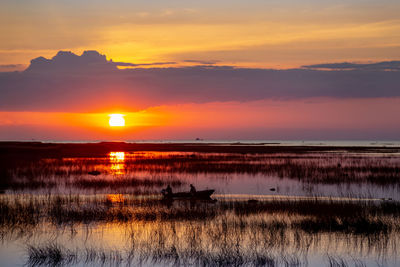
[88,170,101,176]
[162,189,214,200]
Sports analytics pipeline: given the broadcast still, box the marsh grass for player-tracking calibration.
[27,243,77,266]
[2,144,399,266]
[1,194,399,232]
[72,176,183,189]
[27,243,127,267]
[0,194,395,266]
[28,246,370,267]
[26,242,302,267]
[325,255,368,267]
[4,152,400,193]
[6,173,184,192]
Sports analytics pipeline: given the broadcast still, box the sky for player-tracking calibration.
[2,0,400,70]
[0,0,399,140]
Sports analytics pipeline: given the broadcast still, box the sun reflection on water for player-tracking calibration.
[110,152,125,161]
[106,194,125,203]
[109,152,125,175]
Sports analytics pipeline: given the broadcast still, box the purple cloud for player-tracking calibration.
[1,50,400,111]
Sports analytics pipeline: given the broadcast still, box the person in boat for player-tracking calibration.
[166,185,173,196]
[162,184,173,198]
[190,184,196,195]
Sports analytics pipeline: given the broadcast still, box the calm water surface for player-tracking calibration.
[1,145,399,266]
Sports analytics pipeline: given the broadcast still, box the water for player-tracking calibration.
[1,196,399,267]
[1,144,400,266]
[7,150,400,200]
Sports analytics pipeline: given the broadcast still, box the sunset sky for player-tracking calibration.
[0,0,400,140]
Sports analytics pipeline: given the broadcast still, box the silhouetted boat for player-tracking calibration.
[162,189,214,200]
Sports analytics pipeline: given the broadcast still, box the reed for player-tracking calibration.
[26,242,303,267]
[1,195,399,233]
[4,151,400,193]
[1,194,393,266]
[27,243,77,266]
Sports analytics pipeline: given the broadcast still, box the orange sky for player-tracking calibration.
[1,1,400,140]
[1,0,400,70]
[1,98,399,140]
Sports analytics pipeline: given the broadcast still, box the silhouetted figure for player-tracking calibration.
[161,184,173,198]
[166,185,173,196]
[190,184,196,195]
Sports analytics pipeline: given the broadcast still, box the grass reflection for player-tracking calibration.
[0,194,399,266]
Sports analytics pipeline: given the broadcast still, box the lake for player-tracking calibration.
[0,142,399,266]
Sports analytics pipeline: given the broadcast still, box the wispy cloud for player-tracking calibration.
[303,61,400,71]
[0,64,25,72]
[183,59,219,65]
[114,61,176,67]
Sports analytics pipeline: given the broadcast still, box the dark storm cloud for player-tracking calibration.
[1,50,400,111]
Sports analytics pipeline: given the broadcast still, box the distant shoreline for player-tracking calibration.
[1,140,400,145]
[1,141,399,159]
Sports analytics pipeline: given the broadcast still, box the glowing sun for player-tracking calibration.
[109,114,125,127]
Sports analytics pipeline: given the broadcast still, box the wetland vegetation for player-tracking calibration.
[0,142,399,266]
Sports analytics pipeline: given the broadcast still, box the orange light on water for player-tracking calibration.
[109,152,125,175]
[109,152,125,162]
[109,114,125,127]
[106,194,125,203]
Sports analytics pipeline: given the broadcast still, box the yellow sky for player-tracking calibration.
[1,1,400,69]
